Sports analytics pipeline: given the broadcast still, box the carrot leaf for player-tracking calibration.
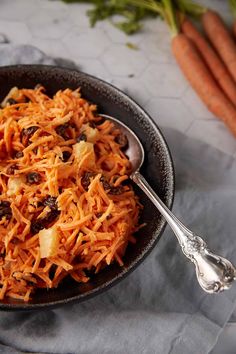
[126,42,139,50]
[61,0,162,34]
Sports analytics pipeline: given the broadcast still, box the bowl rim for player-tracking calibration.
[0,64,175,311]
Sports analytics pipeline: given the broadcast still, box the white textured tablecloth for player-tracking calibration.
[0,45,235,354]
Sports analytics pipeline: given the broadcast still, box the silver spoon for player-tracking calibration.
[101,114,236,294]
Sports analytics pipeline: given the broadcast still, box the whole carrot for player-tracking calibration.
[202,10,236,83]
[172,33,236,136]
[182,19,236,105]
[128,0,236,137]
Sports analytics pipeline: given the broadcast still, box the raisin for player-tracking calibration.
[115,133,128,150]
[109,186,124,195]
[62,151,71,162]
[30,219,44,235]
[14,151,23,159]
[6,164,18,175]
[76,133,87,143]
[21,126,38,146]
[0,251,6,259]
[100,176,111,191]
[0,201,12,220]
[23,96,31,103]
[21,126,38,138]
[94,145,100,156]
[11,238,20,245]
[56,124,69,140]
[96,212,103,218]
[81,172,95,191]
[26,172,41,184]
[7,98,17,105]
[93,116,105,126]
[30,210,60,235]
[0,201,11,207]
[88,121,96,129]
[44,209,60,224]
[42,196,58,210]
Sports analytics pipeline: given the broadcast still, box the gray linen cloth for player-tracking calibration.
[0,45,236,354]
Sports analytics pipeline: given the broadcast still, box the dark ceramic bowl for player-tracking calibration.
[0,65,174,311]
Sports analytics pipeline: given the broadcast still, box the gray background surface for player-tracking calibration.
[0,0,236,352]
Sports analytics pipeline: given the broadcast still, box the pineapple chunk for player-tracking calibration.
[7,176,25,196]
[39,227,59,258]
[73,141,95,167]
[81,124,99,143]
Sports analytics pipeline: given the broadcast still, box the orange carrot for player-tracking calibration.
[172,33,236,136]
[182,19,236,105]
[202,10,236,84]
[126,1,236,136]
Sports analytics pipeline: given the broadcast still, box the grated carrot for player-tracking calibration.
[0,86,141,302]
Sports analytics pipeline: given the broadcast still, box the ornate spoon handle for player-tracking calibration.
[131,171,236,293]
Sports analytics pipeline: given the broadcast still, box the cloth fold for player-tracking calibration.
[0,45,235,354]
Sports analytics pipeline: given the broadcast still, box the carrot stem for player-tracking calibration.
[229,0,236,18]
[176,0,207,18]
[162,0,179,36]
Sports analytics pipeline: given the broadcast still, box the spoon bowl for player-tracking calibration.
[101,114,144,171]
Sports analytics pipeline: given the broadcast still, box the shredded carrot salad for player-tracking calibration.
[0,86,141,302]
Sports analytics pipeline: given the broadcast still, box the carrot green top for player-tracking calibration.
[229,0,236,18]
